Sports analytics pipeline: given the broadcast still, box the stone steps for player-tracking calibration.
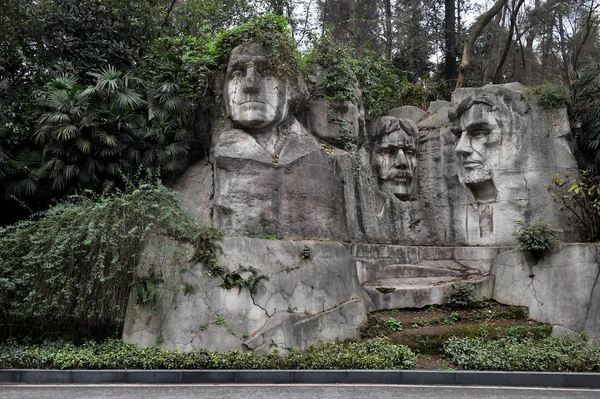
[357,254,494,310]
[363,275,494,310]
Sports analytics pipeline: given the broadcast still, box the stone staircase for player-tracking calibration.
[349,244,508,310]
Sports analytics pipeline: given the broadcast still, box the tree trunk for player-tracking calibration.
[493,0,525,84]
[456,0,507,89]
[444,0,458,85]
[384,0,393,60]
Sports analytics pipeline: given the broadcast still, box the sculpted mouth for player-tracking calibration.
[462,162,484,169]
[239,100,267,105]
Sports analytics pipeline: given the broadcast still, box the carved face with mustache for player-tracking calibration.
[372,117,418,200]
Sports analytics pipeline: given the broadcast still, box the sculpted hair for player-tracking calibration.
[370,116,419,143]
[449,86,530,148]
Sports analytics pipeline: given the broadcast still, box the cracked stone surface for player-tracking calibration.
[491,244,600,342]
[123,238,369,353]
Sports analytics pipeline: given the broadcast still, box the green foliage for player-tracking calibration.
[190,226,225,276]
[352,53,402,117]
[221,264,268,292]
[0,177,215,339]
[0,338,418,370]
[513,219,561,253]
[530,84,571,110]
[551,172,600,241]
[211,14,301,79]
[305,36,357,103]
[361,317,406,337]
[447,284,476,308]
[444,336,600,372]
[256,234,284,240]
[571,59,600,175]
[386,318,404,332]
[397,77,449,109]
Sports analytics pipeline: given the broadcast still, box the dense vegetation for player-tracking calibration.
[2,1,600,225]
[0,338,418,370]
[444,335,600,372]
[0,177,222,341]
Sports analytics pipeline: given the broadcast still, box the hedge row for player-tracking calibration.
[444,336,600,372]
[0,338,417,370]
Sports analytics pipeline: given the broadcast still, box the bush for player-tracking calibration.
[0,177,220,340]
[447,284,476,308]
[0,338,418,370]
[551,172,600,242]
[512,218,561,253]
[444,336,600,372]
[530,84,571,110]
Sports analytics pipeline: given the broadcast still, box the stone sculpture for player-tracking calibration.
[447,83,578,242]
[217,41,310,163]
[450,88,528,204]
[370,116,419,200]
[123,34,593,352]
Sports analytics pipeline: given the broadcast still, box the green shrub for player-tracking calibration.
[0,338,418,370]
[0,178,221,340]
[551,172,600,242]
[447,284,476,308]
[513,218,561,253]
[530,84,571,110]
[444,336,600,372]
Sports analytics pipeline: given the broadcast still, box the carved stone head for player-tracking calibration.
[370,116,419,200]
[450,84,528,190]
[223,42,290,131]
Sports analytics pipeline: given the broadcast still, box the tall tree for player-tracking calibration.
[456,0,507,88]
[444,0,459,84]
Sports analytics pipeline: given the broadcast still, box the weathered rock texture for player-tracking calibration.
[491,244,600,345]
[124,77,592,353]
[123,238,369,353]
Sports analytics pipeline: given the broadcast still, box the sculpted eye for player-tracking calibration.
[469,130,488,138]
[404,149,416,156]
[380,149,392,156]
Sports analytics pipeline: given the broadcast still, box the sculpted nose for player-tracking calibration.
[243,66,259,94]
[455,132,473,156]
[393,150,408,167]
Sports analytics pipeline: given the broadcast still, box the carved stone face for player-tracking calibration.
[454,103,502,185]
[373,128,417,200]
[224,42,289,130]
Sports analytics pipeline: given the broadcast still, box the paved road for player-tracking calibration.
[1,384,599,399]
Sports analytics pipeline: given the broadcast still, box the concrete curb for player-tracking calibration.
[1,370,599,387]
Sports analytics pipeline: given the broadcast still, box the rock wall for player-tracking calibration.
[123,238,369,353]
[124,79,592,352]
[491,244,600,345]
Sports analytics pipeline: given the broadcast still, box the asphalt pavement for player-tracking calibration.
[1,384,600,399]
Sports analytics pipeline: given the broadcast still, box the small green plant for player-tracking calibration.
[190,226,225,276]
[183,282,194,295]
[448,284,475,308]
[386,318,403,332]
[221,264,268,292]
[300,245,312,260]
[513,219,561,261]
